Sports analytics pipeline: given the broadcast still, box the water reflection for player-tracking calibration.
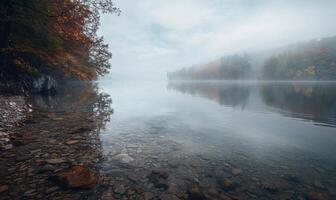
[260,82,336,127]
[0,81,114,199]
[168,81,336,127]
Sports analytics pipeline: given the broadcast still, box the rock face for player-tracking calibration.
[51,165,97,189]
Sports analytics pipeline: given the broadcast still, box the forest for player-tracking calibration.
[261,36,336,80]
[168,54,251,80]
[0,0,120,93]
[169,36,336,81]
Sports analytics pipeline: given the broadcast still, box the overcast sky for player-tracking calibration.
[99,0,336,80]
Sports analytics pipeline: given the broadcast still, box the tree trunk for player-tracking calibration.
[0,0,13,80]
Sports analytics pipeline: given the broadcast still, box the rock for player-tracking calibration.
[262,183,278,194]
[159,194,180,200]
[306,192,328,200]
[114,154,134,164]
[144,192,155,200]
[220,178,236,191]
[148,170,169,189]
[46,158,66,164]
[207,187,219,197]
[69,127,91,134]
[45,186,59,194]
[231,168,242,176]
[38,164,55,173]
[219,193,232,200]
[114,184,126,195]
[16,155,32,162]
[102,188,115,200]
[66,140,79,145]
[313,180,326,190]
[50,165,97,189]
[0,185,8,193]
[24,189,36,196]
[188,186,203,200]
[283,175,300,184]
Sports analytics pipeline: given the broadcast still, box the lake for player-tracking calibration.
[97,80,336,199]
[1,80,335,199]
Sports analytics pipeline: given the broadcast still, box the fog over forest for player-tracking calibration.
[99,0,336,80]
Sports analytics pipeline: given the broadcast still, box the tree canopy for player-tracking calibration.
[261,36,336,80]
[0,0,120,92]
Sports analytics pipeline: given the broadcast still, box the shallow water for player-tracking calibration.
[96,80,336,199]
[1,80,336,199]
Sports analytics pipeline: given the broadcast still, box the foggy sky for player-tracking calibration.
[99,0,336,80]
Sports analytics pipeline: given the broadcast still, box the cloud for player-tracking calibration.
[99,0,336,79]
[151,0,214,31]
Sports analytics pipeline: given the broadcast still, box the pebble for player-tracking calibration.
[0,185,9,193]
[231,168,242,176]
[144,192,155,200]
[66,140,79,145]
[159,194,180,200]
[114,184,126,194]
[188,186,203,199]
[306,192,328,200]
[51,165,97,189]
[46,158,66,164]
[313,180,325,190]
[221,178,236,191]
[114,154,134,163]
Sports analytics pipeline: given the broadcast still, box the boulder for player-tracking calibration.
[51,165,97,189]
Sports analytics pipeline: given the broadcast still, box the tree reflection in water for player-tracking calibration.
[167,81,251,109]
[260,82,336,127]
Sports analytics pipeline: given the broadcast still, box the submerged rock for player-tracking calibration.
[65,140,79,145]
[188,186,203,200]
[159,194,180,200]
[220,178,237,191]
[306,192,328,200]
[0,185,9,193]
[46,158,66,164]
[114,184,126,194]
[114,154,134,164]
[231,168,242,176]
[148,170,169,189]
[50,165,97,189]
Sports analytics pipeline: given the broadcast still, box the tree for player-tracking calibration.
[0,0,120,93]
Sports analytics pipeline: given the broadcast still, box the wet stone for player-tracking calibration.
[0,185,9,193]
[188,186,203,200]
[306,192,329,200]
[159,194,180,200]
[143,191,155,200]
[45,186,60,194]
[220,178,237,191]
[114,153,134,164]
[114,184,126,195]
[46,158,67,164]
[313,180,326,190]
[231,168,242,176]
[50,165,97,189]
[148,170,169,189]
[66,140,79,145]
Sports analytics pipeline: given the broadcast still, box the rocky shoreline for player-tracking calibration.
[0,95,31,151]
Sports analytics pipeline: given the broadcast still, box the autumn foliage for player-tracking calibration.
[0,0,120,92]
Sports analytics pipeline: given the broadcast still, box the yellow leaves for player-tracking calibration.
[13,58,38,75]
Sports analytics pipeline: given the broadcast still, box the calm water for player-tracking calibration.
[2,80,336,199]
[96,80,336,199]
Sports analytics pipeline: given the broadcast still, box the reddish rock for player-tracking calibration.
[51,165,97,189]
[306,192,329,200]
